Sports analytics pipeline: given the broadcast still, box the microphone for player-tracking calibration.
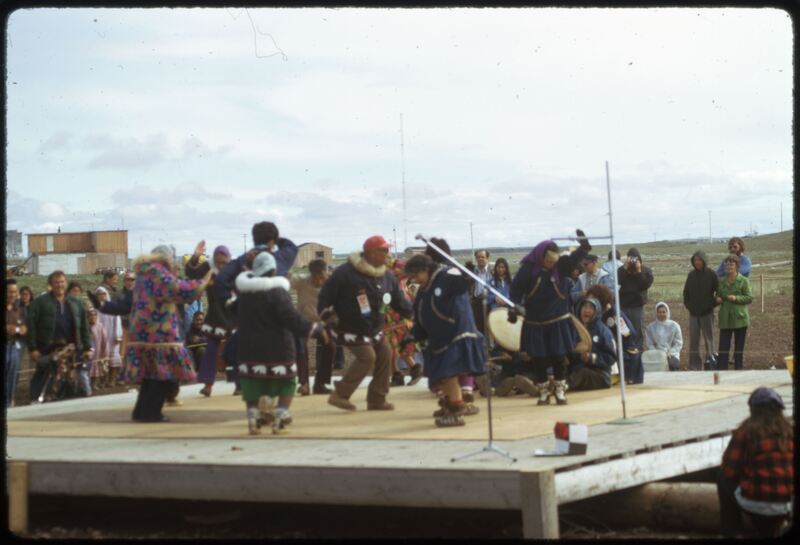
[414,234,425,241]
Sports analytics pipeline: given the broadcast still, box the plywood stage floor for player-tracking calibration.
[6,371,781,441]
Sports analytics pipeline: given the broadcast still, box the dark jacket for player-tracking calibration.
[616,248,654,308]
[510,252,581,321]
[411,265,476,349]
[94,289,133,316]
[568,297,616,379]
[318,253,412,339]
[26,292,91,353]
[235,272,313,379]
[185,257,234,336]
[682,250,720,317]
[216,238,298,303]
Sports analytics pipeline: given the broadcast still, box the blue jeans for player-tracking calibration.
[5,342,22,408]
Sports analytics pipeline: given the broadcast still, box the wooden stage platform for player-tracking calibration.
[5,370,793,538]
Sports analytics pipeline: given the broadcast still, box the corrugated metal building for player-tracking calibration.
[5,230,23,257]
[27,230,128,276]
[295,242,333,268]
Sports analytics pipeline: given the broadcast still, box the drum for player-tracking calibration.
[571,315,592,354]
[487,307,522,352]
[488,309,593,354]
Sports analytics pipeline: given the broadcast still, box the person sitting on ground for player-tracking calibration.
[716,236,752,278]
[404,253,487,427]
[645,301,683,371]
[235,252,328,434]
[565,296,616,391]
[586,283,642,383]
[717,387,793,538]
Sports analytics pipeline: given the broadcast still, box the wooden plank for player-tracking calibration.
[7,461,29,535]
[555,436,728,504]
[27,462,521,510]
[520,468,559,539]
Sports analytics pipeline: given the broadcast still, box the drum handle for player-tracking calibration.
[415,234,524,315]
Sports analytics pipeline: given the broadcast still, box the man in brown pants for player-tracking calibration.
[318,235,413,411]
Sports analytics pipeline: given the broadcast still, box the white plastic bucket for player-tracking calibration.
[641,349,668,372]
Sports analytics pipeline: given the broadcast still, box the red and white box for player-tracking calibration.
[553,422,588,455]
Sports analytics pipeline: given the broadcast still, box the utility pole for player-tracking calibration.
[470,221,475,256]
[242,234,247,253]
[393,226,398,259]
[400,113,408,251]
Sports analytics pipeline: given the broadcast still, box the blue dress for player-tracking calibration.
[411,266,487,385]
[510,262,579,358]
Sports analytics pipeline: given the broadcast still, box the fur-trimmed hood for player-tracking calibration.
[349,252,386,278]
[132,252,174,272]
[235,272,290,293]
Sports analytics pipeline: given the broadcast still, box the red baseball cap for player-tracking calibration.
[363,235,392,252]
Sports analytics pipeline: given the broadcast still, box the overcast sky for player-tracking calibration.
[5,7,793,258]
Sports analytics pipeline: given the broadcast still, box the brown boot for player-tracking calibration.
[328,391,357,411]
[367,400,395,411]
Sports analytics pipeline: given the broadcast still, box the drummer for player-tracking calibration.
[509,232,590,406]
[404,254,487,427]
[566,296,616,391]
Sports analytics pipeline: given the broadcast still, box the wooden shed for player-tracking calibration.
[295,242,333,268]
[27,230,128,255]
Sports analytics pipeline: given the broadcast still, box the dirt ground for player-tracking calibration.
[22,495,719,540]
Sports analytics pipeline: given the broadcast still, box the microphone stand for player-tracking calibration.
[415,234,517,464]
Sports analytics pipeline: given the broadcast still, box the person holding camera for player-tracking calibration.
[616,248,654,352]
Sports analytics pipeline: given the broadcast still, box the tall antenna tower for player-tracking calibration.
[400,113,408,250]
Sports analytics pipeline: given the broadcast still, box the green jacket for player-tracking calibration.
[25,292,91,353]
[717,273,752,329]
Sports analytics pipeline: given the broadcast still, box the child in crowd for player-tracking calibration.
[717,387,793,538]
[88,307,109,391]
[235,252,327,434]
[645,302,683,371]
[185,311,207,373]
[95,286,123,387]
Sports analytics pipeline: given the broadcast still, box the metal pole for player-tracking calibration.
[708,210,712,243]
[470,221,475,256]
[415,234,520,310]
[761,274,764,313]
[605,161,628,419]
[400,113,408,251]
[242,234,247,253]
[393,226,398,259]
